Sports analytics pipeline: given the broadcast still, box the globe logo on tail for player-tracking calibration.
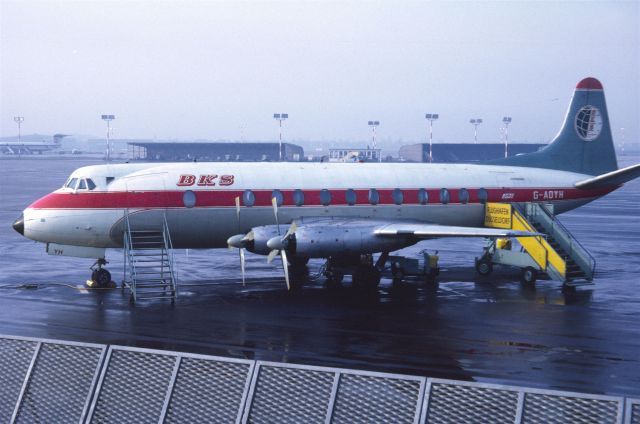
[574,105,602,141]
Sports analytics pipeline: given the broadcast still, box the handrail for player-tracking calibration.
[123,210,137,302]
[536,203,596,278]
[162,213,178,297]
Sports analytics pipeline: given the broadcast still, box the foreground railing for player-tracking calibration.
[0,334,637,424]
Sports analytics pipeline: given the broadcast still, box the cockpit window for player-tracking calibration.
[86,179,96,190]
[77,179,87,190]
[65,178,78,189]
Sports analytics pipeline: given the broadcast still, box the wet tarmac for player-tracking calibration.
[0,157,639,397]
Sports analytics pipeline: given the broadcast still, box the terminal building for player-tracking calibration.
[398,143,547,163]
[127,141,305,162]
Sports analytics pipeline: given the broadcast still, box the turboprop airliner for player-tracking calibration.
[12,78,640,289]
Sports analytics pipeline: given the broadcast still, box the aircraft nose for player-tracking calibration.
[12,213,24,236]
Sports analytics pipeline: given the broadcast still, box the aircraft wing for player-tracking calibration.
[292,217,542,239]
[373,222,541,239]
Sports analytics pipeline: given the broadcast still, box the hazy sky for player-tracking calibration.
[1,1,638,149]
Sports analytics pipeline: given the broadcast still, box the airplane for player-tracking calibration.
[12,77,640,290]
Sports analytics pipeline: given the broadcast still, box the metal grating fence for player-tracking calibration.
[522,390,621,423]
[0,336,105,424]
[424,380,519,423]
[626,399,640,424]
[0,335,635,423]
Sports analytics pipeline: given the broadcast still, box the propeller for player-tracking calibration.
[267,196,295,290]
[266,221,298,290]
[226,196,247,286]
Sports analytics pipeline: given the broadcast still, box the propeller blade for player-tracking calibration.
[235,196,241,225]
[281,249,290,290]
[284,221,297,239]
[240,248,246,286]
[272,197,280,234]
[267,249,279,263]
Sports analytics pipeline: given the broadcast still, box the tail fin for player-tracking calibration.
[492,77,618,176]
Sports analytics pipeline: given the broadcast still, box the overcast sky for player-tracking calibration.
[1,1,638,149]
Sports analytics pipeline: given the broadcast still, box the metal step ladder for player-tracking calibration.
[484,202,595,286]
[520,203,596,285]
[123,213,178,303]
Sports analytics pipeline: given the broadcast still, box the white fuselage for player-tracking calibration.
[21,162,612,249]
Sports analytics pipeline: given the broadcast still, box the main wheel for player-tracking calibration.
[289,256,310,268]
[91,268,112,287]
[392,268,404,282]
[324,268,344,287]
[475,258,493,276]
[352,266,381,290]
[521,267,537,285]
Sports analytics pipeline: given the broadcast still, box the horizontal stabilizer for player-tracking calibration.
[574,163,640,189]
[374,223,543,239]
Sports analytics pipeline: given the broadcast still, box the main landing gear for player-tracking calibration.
[287,255,311,290]
[88,258,114,288]
[323,254,385,290]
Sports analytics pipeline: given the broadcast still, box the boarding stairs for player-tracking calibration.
[484,202,595,286]
[123,213,178,303]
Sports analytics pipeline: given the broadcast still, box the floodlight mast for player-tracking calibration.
[14,116,24,144]
[367,121,380,162]
[469,118,483,144]
[425,113,439,163]
[502,116,512,158]
[273,113,288,161]
[101,114,115,161]
[13,117,24,158]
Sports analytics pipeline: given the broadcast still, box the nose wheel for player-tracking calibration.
[89,259,113,288]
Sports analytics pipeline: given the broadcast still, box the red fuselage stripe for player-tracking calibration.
[28,187,615,209]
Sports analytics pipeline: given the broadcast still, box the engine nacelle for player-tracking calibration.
[245,225,286,255]
[289,226,413,258]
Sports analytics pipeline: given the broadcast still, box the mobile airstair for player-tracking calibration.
[123,213,178,303]
[480,202,595,287]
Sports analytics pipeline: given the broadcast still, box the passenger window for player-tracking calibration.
[440,188,450,204]
[66,178,78,189]
[418,188,429,205]
[478,188,488,204]
[345,189,357,206]
[392,188,403,205]
[320,189,331,206]
[183,190,196,208]
[459,188,469,204]
[243,190,255,207]
[77,179,87,190]
[293,189,305,206]
[272,190,284,207]
[368,189,379,205]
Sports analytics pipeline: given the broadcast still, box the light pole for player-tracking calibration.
[368,121,380,162]
[101,114,115,161]
[13,117,24,157]
[425,114,439,163]
[273,113,288,161]
[14,116,24,144]
[502,116,512,158]
[469,118,483,144]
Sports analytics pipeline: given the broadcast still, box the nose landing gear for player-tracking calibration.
[88,258,114,288]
